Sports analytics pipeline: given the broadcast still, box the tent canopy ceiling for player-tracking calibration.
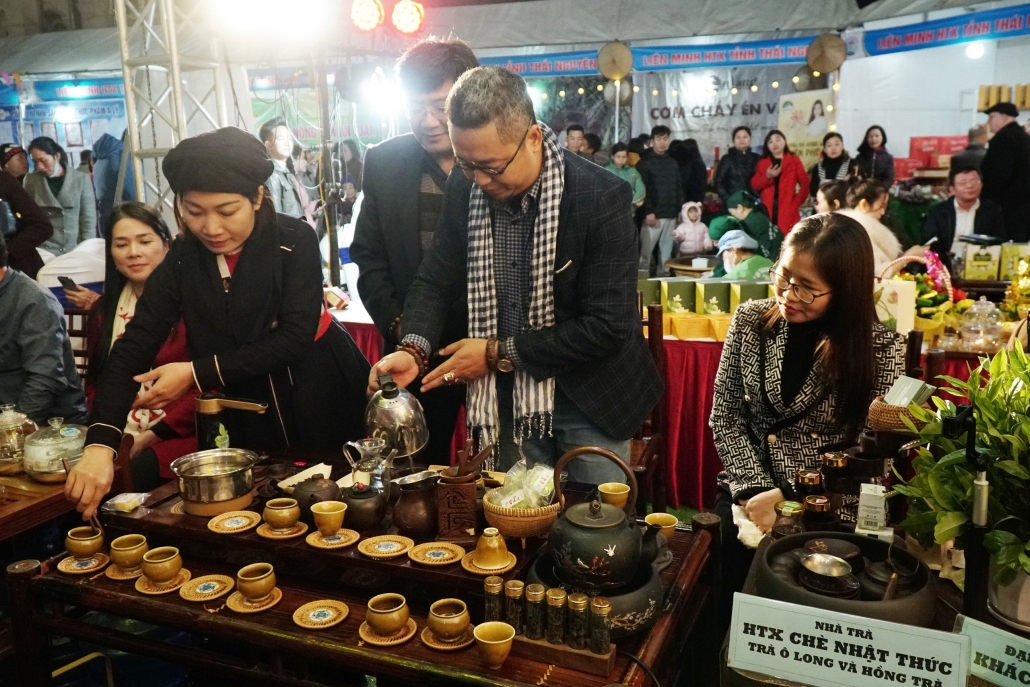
[0,0,1003,74]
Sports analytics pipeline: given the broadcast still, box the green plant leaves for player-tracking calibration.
[934,511,969,544]
[996,460,1030,480]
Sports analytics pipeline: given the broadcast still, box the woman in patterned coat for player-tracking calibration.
[709,212,906,593]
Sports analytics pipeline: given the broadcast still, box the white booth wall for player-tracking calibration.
[835,35,1030,157]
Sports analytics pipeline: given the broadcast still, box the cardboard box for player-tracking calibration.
[909,136,941,162]
[875,278,917,335]
[1000,243,1030,281]
[638,277,661,308]
[963,243,1002,281]
[670,313,712,340]
[939,135,970,155]
[730,281,772,311]
[695,280,731,315]
[659,277,697,313]
[893,157,924,180]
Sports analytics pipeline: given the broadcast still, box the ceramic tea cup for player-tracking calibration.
[366,593,409,635]
[110,534,148,571]
[65,526,104,560]
[237,563,276,603]
[263,498,301,532]
[598,482,630,509]
[311,501,347,537]
[472,527,509,570]
[141,546,182,584]
[474,621,515,669]
[645,512,678,540]
[428,598,471,642]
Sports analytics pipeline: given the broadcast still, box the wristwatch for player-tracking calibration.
[495,339,515,373]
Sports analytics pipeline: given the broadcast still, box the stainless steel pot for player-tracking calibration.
[170,448,257,503]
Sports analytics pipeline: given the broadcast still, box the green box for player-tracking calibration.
[638,277,662,308]
[660,278,697,313]
[696,280,731,315]
[730,281,772,311]
[963,244,1001,281]
[1000,243,1030,281]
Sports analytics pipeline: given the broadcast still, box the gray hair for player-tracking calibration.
[446,66,536,144]
[969,124,988,140]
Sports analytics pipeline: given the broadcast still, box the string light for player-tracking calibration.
[772,81,779,89]
[391,0,424,33]
[672,89,678,96]
[711,89,718,94]
[730,87,738,95]
[792,75,800,84]
[633,85,640,93]
[829,123,837,132]
[826,104,834,112]
[750,84,758,92]
[541,92,548,99]
[351,0,384,30]
[559,90,566,97]
[594,84,602,92]
[832,82,840,92]
[812,70,821,77]
[652,89,658,96]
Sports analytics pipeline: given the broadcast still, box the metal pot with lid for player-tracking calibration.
[548,447,642,592]
[365,373,428,461]
[0,404,36,474]
[170,448,258,515]
[24,417,86,483]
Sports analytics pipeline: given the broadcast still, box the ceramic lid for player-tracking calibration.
[804,495,832,513]
[795,468,822,485]
[774,500,804,517]
[0,404,27,431]
[565,499,626,529]
[568,592,589,611]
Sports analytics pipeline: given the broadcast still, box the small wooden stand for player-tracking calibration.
[509,634,616,677]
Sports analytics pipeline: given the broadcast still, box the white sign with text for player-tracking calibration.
[956,614,1030,687]
[728,594,970,687]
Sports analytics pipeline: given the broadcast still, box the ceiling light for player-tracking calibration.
[771,81,779,89]
[351,0,384,31]
[391,0,424,34]
[750,84,758,92]
[966,42,985,59]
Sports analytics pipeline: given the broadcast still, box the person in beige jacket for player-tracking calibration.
[837,178,921,277]
[24,137,96,256]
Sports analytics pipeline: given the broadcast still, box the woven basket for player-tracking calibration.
[868,395,928,432]
[877,255,954,302]
[483,489,560,546]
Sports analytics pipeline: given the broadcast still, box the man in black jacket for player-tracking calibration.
[981,102,1030,241]
[369,67,662,484]
[636,125,684,276]
[350,39,478,466]
[922,165,1005,269]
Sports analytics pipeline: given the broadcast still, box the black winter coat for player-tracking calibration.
[982,122,1030,241]
[714,148,760,202]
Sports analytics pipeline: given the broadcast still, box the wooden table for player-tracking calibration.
[7,471,721,686]
[0,475,72,543]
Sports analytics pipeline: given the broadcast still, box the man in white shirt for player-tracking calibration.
[922,165,1005,268]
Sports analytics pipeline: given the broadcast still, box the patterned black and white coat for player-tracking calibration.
[710,299,906,501]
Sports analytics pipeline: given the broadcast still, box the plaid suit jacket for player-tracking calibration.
[402,150,663,441]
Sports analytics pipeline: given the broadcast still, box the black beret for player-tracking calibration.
[983,102,1019,118]
[162,127,274,195]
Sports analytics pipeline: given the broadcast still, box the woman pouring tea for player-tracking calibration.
[67,127,370,519]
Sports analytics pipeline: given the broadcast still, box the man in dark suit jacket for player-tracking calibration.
[981,102,1030,241]
[369,67,663,484]
[350,39,478,465]
[922,165,1005,265]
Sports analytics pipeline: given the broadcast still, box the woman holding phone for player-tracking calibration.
[751,130,808,235]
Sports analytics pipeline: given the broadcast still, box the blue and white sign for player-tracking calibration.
[864,3,1030,56]
[479,50,599,77]
[631,37,813,71]
[22,99,127,152]
[32,78,126,102]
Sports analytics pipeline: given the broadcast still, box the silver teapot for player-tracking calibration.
[365,373,428,461]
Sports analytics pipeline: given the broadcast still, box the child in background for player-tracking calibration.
[673,201,712,256]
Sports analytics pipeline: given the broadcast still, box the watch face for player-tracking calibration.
[498,359,515,373]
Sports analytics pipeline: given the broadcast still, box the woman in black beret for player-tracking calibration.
[66,127,371,518]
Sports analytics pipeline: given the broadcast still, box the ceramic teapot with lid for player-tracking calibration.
[548,447,645,592]
[0,404,36,473]
[365,373,428,461]
[291,477,340,523]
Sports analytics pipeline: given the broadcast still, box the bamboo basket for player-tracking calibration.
[483,488,560,548]
[868,395,928,432]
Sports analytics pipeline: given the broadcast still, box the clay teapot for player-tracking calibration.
[392,470,439,538]
[291,477,341,523]
[549,447,642,592]
[342,482,387,532]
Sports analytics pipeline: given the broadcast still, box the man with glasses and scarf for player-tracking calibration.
[368,66,662,484]
[351,39,478,465]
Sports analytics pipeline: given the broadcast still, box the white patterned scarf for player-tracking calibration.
[466,122,565,454]
[110,283,165,435]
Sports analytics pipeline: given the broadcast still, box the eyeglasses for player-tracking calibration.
[453,124,532,179]
[772,269,832,304]
[405,104,447,122]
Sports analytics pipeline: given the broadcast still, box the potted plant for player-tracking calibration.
[894,344,1030,625]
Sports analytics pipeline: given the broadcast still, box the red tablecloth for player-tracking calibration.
[660,341,981,511]
[341,320,384,364]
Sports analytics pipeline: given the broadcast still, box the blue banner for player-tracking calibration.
[32,78,126,102]
[632,36,813,71]
[0,83,16,106]
[478,50,599,77]
[864,3,1030,55]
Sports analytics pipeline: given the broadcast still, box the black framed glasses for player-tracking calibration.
[453,124,532,178]
[771,269,832,305]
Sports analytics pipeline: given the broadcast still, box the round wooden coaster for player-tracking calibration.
[58,553,110,575]
[226,587,283,614]
[135,568,192,595]
[358,535,414,559]
[179,574,235,602]
[169,501,185,516]
[293,599,350,629]
[460,551,516,576]
[256,522,309,540]
[420,625,475,651]
[207,510,261,535]
[408,542,465,566]
[105,564,144,581]
[305,529,360,550]
[358,618,418,646]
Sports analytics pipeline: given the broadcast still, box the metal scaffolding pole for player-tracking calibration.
[113,0,227,216]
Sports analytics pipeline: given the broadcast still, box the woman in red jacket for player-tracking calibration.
[751,129,809,235]
[84,202,198,488]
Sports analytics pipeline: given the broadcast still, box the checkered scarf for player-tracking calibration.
[466,122,565,459]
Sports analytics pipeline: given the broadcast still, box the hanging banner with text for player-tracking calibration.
[631,36,812,71]
[727,594,970,687]
[864,3,1030,56]
[956,614,1030,687]
[478,51,599,78]
[778,89,834,169]
[31,78,126,102]
[631,64,800,165]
